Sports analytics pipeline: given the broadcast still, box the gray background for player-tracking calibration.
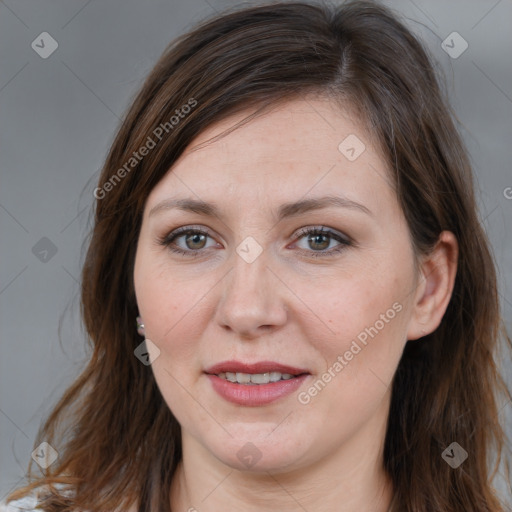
[1,0,511,504]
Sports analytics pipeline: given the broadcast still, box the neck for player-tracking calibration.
[170,411,393,511]
[172,458,392,512]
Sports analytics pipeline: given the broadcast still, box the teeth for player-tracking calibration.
[236,372,252,384]
[216,371,297,384]
[269,371,281,382]
[250,373,270,384]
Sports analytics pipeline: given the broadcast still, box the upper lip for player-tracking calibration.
[204,360,310,376]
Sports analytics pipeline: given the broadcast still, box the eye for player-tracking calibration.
[291,226,351,257]
[158,226,219,257]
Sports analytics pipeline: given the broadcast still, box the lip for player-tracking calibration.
[204,360,310,407]
[206,374,309,406]
[204,360,309,376]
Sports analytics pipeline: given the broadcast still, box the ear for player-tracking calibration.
[406,231,458,340]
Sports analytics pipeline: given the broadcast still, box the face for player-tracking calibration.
[133,97,420,474]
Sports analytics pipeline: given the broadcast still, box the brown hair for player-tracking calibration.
[7,1,511,510]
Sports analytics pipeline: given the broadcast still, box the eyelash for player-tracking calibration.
[158,225,352,259]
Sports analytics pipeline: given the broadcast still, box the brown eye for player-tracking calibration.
[307,232,331,251]
[184,232,207,250]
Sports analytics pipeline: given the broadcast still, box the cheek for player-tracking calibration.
[134,247,213,343]
[291,279,408,440]
[298,267,410,389]
[134,258,212,423]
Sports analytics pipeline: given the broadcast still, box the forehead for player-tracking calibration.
[146,97,396,219]
[182,98,374,171]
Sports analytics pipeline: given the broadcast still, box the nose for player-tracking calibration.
[214,248,288,339]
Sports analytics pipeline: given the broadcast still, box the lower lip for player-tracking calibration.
[206,374,309,406]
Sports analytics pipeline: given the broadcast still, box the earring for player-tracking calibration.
[136,315,145,337]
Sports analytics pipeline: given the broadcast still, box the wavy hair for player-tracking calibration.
[7,1,511,510]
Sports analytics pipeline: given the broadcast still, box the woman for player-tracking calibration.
[3,1,511,511]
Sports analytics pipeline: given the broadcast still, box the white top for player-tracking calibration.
[0,485,75,511]
[0,493,40,511]
[0,490,138,512]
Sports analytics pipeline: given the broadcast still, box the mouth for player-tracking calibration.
[204,360,310,406]
[204,360,309,383]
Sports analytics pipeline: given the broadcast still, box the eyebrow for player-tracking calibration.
[148,195,372,221]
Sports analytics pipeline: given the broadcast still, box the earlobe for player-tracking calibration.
[406,231,458,341]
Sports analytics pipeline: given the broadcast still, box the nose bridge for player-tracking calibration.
[215,243,287,337]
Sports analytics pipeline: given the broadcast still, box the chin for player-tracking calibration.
[203,428,312,474]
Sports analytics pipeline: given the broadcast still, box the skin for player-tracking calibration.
[133,96,458,512]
